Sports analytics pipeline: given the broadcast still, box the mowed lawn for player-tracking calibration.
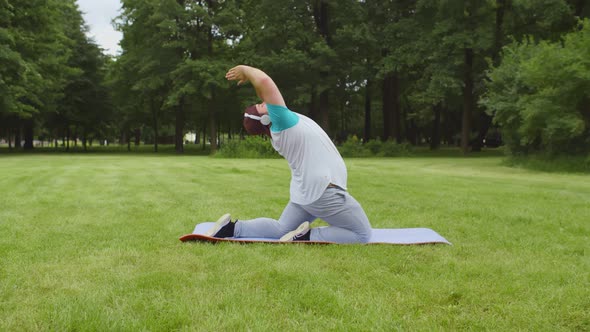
[0,154,588,331]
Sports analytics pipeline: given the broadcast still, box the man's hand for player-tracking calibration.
[224,65,286,107]
[225,65,248,85]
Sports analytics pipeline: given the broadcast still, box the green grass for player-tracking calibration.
[0,154,588,331]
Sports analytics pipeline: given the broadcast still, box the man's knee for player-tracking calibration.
[356,228,372,243]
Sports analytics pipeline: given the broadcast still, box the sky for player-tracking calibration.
[76,0,123,56]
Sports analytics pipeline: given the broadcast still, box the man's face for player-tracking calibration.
[255,103,268,115]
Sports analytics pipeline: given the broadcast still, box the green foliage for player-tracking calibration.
[2,0,588,155]
[482,19,590,155]
[338,135,373,158]
[0,0,113,151]
[338,135,413,158]
[0,0,69,119]
[216,136,280,158]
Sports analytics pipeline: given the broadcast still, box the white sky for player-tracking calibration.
[76,0,123,56]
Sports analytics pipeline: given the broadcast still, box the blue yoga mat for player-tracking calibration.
[180,222,452,245]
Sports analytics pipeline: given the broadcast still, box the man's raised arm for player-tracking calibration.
[225,65,286,107]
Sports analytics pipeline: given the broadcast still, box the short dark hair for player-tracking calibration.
[243,105,271,136]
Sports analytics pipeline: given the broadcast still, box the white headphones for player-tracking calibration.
[244,113,271,126]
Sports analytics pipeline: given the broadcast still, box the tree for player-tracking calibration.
[117,0,185,152]
[1,0,74,149]
[482,19,590,155]
[166,0,241,153]
[54,1,112,151]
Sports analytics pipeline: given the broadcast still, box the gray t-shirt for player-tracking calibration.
[268,104,347,205]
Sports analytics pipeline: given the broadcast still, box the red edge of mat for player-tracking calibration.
[178,234,449,245]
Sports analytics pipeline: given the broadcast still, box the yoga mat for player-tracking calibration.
[180,222,452,245]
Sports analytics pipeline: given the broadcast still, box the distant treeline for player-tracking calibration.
[1,1,588,155]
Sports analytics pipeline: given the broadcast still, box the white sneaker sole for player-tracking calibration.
[280,221,310,242]
[205,213,231,237]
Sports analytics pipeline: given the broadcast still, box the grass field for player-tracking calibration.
[0,153,588,331]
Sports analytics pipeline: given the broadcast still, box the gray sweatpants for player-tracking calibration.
[234,187,372,243]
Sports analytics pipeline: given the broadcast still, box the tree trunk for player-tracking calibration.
[202,123,207,150]
[382,76,391,141]
[206,2,217,154]
[381,72,402,142]
[406,118,418,145]
[66,126,70,151]
[152,99,159,153]
[310,88,319,120]
[461,48,474,154]
[14,126,21,148]
[209,96,218,153]
[575,0,585,18]
[319,89,330,136]
[364,80,372,142]
[175,100,185,154]
[83,130,87,152]
[23,119,34,150]
[126,128,131,151]
[494,0,507,66]
[473,0,507,152]
[430,103,442,150]
[339,100,345,136]
[120,129,127,146]
[313,0,331,135]
[391,74,401,143]
[134,128,141,146]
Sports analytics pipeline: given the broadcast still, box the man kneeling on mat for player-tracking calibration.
[207,65,372,243]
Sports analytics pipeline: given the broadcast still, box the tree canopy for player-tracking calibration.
[1,0,588,156]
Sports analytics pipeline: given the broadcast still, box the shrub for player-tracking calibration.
[338,135,372,158]
[217,135,414,159]
[338,136,413,158]
[216,136,280,158]
[482,19,590,156]
[364,139,383,155]
[379,140,413,157]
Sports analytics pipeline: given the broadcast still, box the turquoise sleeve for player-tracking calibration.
[267,103,299,132]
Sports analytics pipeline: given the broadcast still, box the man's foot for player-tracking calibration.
[280,222,311,242]
[206,213,235,238]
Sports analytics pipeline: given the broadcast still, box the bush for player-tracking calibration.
[338,136,373,158]
[217,135,414,159]
[364,139,383,155]
[338,136,413,158]
[379,140,413,157]
[216,136,280,158]
[482,19,590,156]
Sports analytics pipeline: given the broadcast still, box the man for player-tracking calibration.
[207,65,372,243]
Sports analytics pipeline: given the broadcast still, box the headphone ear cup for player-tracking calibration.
[260,114,271,126]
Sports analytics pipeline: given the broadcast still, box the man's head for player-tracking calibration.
[243,104,271,136]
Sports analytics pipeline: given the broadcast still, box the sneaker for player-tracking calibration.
[280,221,311,242]
[205,213,232,237]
